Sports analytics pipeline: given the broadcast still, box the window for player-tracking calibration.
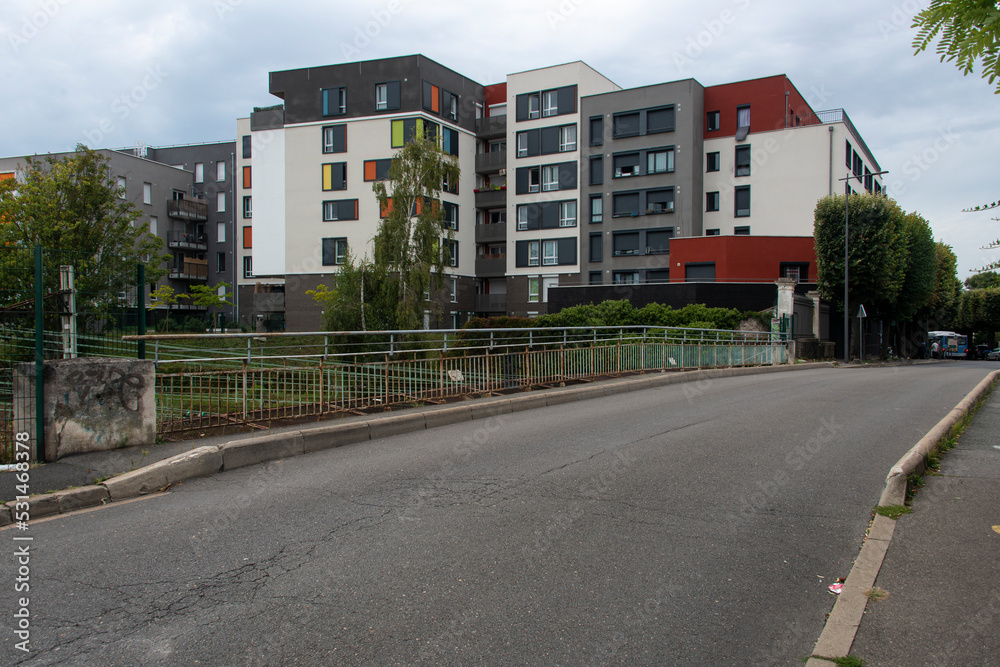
[443,202,459,230]
[589,271,602,285]
[735,145,751,176]
[647,148,674,174]
[590,196,603,224]
[243,256,253,279]
[646,189,674,214]
[142,182,151,205]
[323,87,346,116]
[706,191,720,212]
[542,240,558,265]
[447,240,459,267]
[149,216,157,236]
[363,159,392,182]
[441,127,459,156]
[686,262,716,282]
[589,156,603,185]
[517,205,529,231]
[735,105,750,141]
[706,111,720,132]
[323,124,347,153]
[322,162,347,190]
[194,163,203,183]
[613,152,640,178]
[117,176,126,198]
[734,226,750,235]
[217,161,226,181]
[217,192,226,212]
[542,165,559,191]
[613,232,640,256]
[242,165,252,189]
[783,265,801,282]
[705,229,720,236]
[450,277,458,303]
[589,233,602,262]
[542,90,558,117]
[559,125,576,152]
[322,238,348,265]
[445,91,458,120]
[242,135,252,159]
[645,106,675,133]
[216,252,226,273]
[613,112,640,138]
[528,277,540,303]
[529,240,539,266]
[528,167,540,193]
[613,192,640,218]
[375,83,388,110]
[422,81,441,113]
[528,92,540,119]
[614,271,640,285]
[243,196,252,219]
[852,151,862,178]
[517,132,528,157]
[735,186,751,217]
[242,226,252,249]
[706,151,720,172]
[217,221,227,243]
[323,199,358,221]
[647,269,670,284]
[646,229,672,254]
[864,167,873,192]
[589,116,603,146]
[489,103,506,117]
[845,140,853,168]
[559,201,576,227]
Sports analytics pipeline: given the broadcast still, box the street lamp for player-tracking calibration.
[839,169,889,363]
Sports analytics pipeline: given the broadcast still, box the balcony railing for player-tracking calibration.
[474,293,507,313]
[475,256,507,277]
[475,115,507,139]
[169,258,209,281]
[475,222,507,244]
[167,230,208,251]
[167,198,208,221]
[474,188,507,209]
[475,150,507,174]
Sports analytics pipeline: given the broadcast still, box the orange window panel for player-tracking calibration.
[364,160,377,181]
[0,172,14,181]
[380,197,393,218]
[242,166,251,189]
[242,226,252,249]
[431,85,440,113]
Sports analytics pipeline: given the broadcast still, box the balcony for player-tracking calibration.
[474,293,507,313]
[475,187,507,209]
[167,230,208,251]
[475,222,507,244]
[253,293,285,312]
[167,197,208,222]
[475,115,507,139]
[475,150,507,174]
[475,256,507,277]
[169,257,209,281]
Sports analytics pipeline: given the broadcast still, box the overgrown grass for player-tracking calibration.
[876,505,913,520]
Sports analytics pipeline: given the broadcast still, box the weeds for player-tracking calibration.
[865,587,890,601]
[876,505,913,520]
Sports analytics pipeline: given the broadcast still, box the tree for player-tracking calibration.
[912,1,1000,93]
[148,285,181,332]
[965,270,1000,289]
[926,242,963,328]
[0,146,166,278]
[307,252,398,332]
[183,282,234,330]
[371,136,460,330]
[893,212,939,321]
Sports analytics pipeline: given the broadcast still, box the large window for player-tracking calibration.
[559,125,577,152]
[322,125,347,153]
[516,86,576,121]
[441,127,459,157]
[374,81,400,111]
[590,195,603,224]
[446,240,459,267]
[613,112,641,138]
[612,189,673,217]
[647,148,674,174]
[613,192,641,218]
[515,238,576,267]
[542,90,558,117]
[735,105,750,140]
[613,232,640,256]
[559,201,577,227]
[443,201,459,230]
[645,106,675,133]
[735,186,751,217]
[646,189,674,214]
[516,200,577,230]
[516,124,577,157]
[516,162,576,194]
[735,145,751,177]
[613,152,640,178]
[542,165,559,192]
[322,162,347,190]
[322,199,359,221]
[542,240,558,265]
[322,238,348,265]
[322,87,346,116]
[363,159,392,182]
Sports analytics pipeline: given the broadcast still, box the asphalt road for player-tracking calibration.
[1,363,995,666]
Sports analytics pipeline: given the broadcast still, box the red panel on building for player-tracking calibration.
[484,83,507,115]
[703,75,817,139]
[669,236,817,283]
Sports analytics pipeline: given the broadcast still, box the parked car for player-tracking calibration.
[975,344,992,360]
[988,348,1000,361]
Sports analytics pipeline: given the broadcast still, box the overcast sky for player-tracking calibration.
[2,0,997,277]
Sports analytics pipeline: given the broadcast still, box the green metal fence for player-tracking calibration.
[0,246,144,463]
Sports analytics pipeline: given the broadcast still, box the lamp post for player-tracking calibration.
[838,169,889,363]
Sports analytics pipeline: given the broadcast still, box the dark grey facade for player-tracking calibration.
[581,80,704,288]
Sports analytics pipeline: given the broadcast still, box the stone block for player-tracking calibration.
[54,485,110,513]
[544,391,580,406]
[0,505,11,527]
[470,400,513,419]
[301,421,371,453]
[5,493,61,520]
[506,394,548,413]
[422,407,473,430]
[222,433,304,470]
[368,413,426,441]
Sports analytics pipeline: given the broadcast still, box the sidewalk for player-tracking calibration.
[848,385,1000,665]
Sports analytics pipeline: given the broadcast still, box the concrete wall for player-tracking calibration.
[15,358,155,461]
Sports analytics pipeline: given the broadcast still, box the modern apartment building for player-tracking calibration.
[235,56,884,330]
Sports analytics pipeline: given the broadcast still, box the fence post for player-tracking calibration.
[137,264,146,359]
[33,245,44,462]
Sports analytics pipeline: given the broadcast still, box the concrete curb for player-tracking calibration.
[3,361,834,524]
[806,369,1000,665]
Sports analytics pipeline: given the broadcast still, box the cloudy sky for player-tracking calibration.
[2,0,997,277]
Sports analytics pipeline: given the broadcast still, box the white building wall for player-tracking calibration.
[251,124,286,275]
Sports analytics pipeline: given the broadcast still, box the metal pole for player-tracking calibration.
[137,264,146,359]
[34,245,44,462]
[844,181,849,364]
